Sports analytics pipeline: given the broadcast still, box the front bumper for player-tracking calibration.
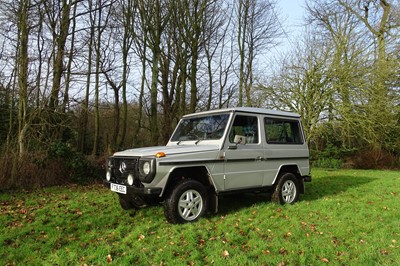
[103,181,162,195]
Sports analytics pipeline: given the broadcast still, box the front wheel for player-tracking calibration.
[164,180,208,224]
[272,173,299,204]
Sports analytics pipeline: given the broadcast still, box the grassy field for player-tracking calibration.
[1,169,399,265]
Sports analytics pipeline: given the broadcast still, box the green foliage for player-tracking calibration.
[311,142,354,169]
[48,141,103,184]
[312,157,343,169]
[1,169,399,265]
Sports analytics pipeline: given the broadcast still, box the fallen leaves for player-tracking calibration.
[284,231,292,239]
[198,239,206,247]
[380,249,389,255]
[331,237,340,246]
[262,249,271,255]
[320,257,329,263]
[221,250,230,257]
[278,247,288,255]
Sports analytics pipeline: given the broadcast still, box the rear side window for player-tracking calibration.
[264,118,303,144]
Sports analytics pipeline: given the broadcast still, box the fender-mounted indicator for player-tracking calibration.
[156,152,166,158]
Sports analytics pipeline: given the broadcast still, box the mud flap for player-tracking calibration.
[208,189,219,214]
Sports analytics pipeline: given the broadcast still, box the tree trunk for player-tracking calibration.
[150,45,160,145]
[237,0,248,107]
[49,0,71,110]
[92,0,103,155]
[16,0,30,158]
[63,1,78,113]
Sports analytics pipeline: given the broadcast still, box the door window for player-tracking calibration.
[229,115,259,144]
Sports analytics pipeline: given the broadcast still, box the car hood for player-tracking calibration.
[113,144,220,158]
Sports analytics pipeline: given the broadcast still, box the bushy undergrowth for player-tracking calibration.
[348,148,400,169]
[311,143,400,170]
[312,157,343,169]
[311,143,350,169]
[0,142,104,190]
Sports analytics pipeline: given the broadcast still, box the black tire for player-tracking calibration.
[164,180,208,224]
[271,173,299,205]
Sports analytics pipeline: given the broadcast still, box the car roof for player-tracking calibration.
[182,107,301,118]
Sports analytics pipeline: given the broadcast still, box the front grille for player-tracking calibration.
[109,157,139,184]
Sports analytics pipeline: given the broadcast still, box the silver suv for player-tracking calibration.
[104,107,311,223]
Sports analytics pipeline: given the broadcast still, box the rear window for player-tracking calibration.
[264,118,303,144]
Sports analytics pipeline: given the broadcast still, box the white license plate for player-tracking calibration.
[110,183,127,194]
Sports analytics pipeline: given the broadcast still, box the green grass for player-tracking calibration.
[1,169,399,265]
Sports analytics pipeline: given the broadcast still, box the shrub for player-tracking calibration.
[0,143,104,190]
[0,152,68,190]
[347,148,400,169]
[48,141,103,184]
[312,157,343,169]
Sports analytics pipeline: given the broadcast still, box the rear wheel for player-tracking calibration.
[272,173,299,204]
[164,180,208,224]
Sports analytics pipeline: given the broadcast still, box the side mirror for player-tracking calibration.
[229,135,246,150]
[234,135,246,144]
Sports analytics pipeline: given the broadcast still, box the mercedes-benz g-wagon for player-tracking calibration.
[104,107,311,223]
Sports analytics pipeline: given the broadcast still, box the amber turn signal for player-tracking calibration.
[155,152,166,158]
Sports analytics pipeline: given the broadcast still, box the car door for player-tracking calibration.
[223,114,264,190]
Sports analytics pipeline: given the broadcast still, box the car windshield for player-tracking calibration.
[171,113,230,142]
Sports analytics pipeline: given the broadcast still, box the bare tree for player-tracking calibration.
[62,1,78,113]
[45,0,72,110]
[202,1,230,110]
[16,0,31,157]
[236,0,281,107]
[78,0,96,153]
[92,0,112,155]
[119,0,135,148]
[135,0,172,145]
[173,0,213,113]
[131,6,148,147]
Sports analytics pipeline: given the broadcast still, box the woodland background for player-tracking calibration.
[0,0,399,189]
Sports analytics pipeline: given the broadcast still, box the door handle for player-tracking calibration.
[255,156,263,161]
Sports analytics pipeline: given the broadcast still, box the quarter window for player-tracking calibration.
[264,118,303,144]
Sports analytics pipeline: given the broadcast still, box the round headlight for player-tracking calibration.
[106,171,111,181]
[127,174,134,186]
[142,161,151,175]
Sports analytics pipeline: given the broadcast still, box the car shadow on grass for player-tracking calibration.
[215,192,273,216]
[214,173,376,215]
[301,174,376,201]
